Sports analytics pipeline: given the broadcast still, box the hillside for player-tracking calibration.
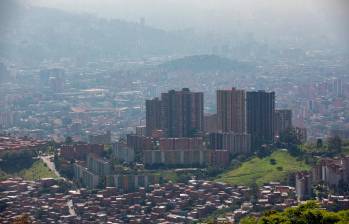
[18,160,57,181]
[241,201,349,224]
[0,1,195,62]
[159,55,253,73]
[0,160,57,181]
[216,151,310,186]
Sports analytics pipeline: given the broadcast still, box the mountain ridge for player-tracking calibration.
[0,3,198,63]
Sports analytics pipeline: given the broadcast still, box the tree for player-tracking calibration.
[270,159,277,165]
[279,128,302,156]
[328,136,342,153]
[207,166,222,177]
[0,150,34,173]
[314,183,330,200]
[279,128,301,146]
[316,138,323,148]
[177,173,191,183]
[240,216,258,224]
[288,144,301,156]
[256,145,272,158]
[241,201,348,224]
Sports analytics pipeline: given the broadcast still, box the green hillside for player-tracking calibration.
[1,159,57,181]
[216,150,310,186]
[241,201,349,224]
[18,160,57,181]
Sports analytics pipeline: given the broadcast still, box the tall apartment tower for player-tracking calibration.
[145,97,162,136]
[146,88,204,138]
[217,88,246,133]
[333,78,343,97]
[161,88,204,137]
[275,109,293,136]
[247,90,275,148]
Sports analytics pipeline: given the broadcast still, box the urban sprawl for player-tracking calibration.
[1,81,349,223]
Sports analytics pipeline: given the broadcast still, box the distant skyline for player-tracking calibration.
[28,0,348,32]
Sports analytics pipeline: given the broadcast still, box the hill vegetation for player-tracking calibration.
[0,150,57,181]
[240,201,349,224]
[18,160,57,181]
[215,150,310,186]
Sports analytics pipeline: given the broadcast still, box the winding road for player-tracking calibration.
[40,155,77,216]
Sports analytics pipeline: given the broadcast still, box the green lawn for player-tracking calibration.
[215,150,310,186]
[18,160,57,181]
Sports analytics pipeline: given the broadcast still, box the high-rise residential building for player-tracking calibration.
[275,109,293,136]
[208,132,251,154]
[208,132,223,150]
[126,134,154,152]
[145,97,162,136]
[159,137,204,150]
[60,144,104,161]
[112,142,135,163]
[204,113,218,133]
[247,90,275,148]
[86,154,112,176]
[143,149,229,168]
[295,171,312,201]
[217,88,246,133]
[332,78,343,97]
[295,127,307,143]
[222,132,251,154]
[135,125,146,136]
[106,174,160,192]
[0,111,14,129]
[73,163,100,189]
[146,88,204,138]
[88,130,111,144]
[39,68,65,93]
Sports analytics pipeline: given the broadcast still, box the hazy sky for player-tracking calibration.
[28,0,348,31]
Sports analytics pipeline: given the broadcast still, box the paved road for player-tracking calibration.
[40,155,63,179]
[41,155,77,216]
[67,200,76,216]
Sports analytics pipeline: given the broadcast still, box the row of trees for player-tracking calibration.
[240,201,349,224]
[0,150,34,173]
[278,127,343,156]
